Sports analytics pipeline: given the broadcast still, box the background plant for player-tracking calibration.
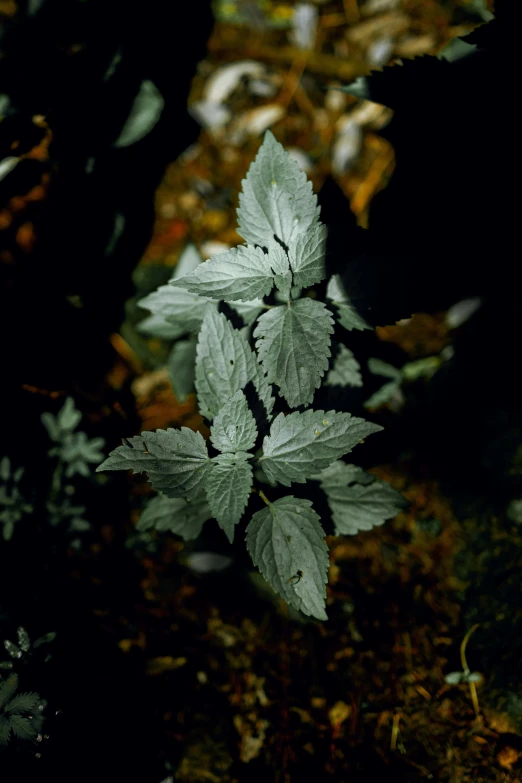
[98,131,407,620]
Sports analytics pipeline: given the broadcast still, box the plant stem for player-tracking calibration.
[259,489,271,506]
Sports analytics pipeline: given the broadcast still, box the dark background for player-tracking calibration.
[1,0,521,780]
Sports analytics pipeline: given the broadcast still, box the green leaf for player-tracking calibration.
[138,286,217,339]
[210,391,257,453]
[326,345,362,387]
[237,130,321,247]
[0,456,10,481]
[267,239,292,299]
[171,244,275,302]
[246,496,328,620]
[195,309,274,421]
[0,674,18,709]
[17,627,30,653]
[206,453,253,543]
[260,410,382,486]
[174,243,202,279]
[315,460,373,487]
[0,716,10,745]
[319,465,408,535]
[33,632,56,648]
[137,313,183,340]
[97,427,210,501]
[137,494,211,540]
[8,713,36,740]
[287,224,327,288]
[114,79,164,148]
[326,275,371,331]
[368,358,402,380]
[364,380,402,410]
[166,338,197,402]
[254,298,334,408]
[41,396,82,442]
[229,299,265,326]
[4,692,39,714]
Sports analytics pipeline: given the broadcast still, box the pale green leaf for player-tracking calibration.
[17,627,30,653]
[96,427,210,501]
[288,223,327,288]
[315,460,373,487]
[246,496,328,620]
[254,298,334,408]
[171,244,275,302]
[167,338,197,402]
[114,80,164,148]
[368,358,402,380]
[206,452,253,542]
[195,309,274,421]
[364,380,402,410]
[229,298,265,326]
[237,130,321,247]
[326,345,362,387]
[173,243,202,280]
[319,466,408,535]
[326,275,371,331]
[137,494,211,540]
[210,391,257,453]
[260,410,382,486]
[138,286,217,339]
[137,313,183,340]
[267,239,292,298]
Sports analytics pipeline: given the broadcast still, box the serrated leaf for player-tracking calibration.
[138,286,217,339]
[97,427,209,501]
[267,239,292,298]
[288,224,327,288]
[326,345,362,387]
[260,410,382,486]
[210,391,257,453]
[195,309,274,421]
[137,494,211,540]
[254,298,334,408]
[229,298,265,326]
[0,675,18,708]
[4,691,39,714]
[246,496,328,620]
[237,130,321,247]
[320,470,408,535]
[315,460,373,487]
[0,716,10,744]
[326,275,371,332]
[206,453,253,543]
[171,245,275,302]
[8,713,36,740]
[167,338,197,402]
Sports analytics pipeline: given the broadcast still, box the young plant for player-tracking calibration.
[98,131,407,620]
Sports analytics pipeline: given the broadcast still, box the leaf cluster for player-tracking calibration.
[99,132,407,620]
